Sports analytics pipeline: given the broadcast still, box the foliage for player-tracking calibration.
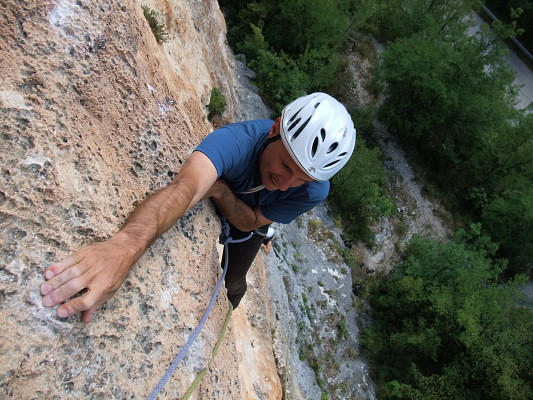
[207,87,226,120]
[376,29,517,184]
[362,233,533,399]
[337,317,348,339]
[219,0,381,113]
[339,0,381,37]
[297,45,341,93]
[249,46,309,112]
[350,105,377,140]
[373,0,478,43]
[262,0,347,56]
[235,21,309,111]
[484,0,533,54]
[481,178,533,273]
[374,0,533,271]
[330,139,392,244]
[142,5,169,43]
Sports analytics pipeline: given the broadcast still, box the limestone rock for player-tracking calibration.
[0,0,280,398]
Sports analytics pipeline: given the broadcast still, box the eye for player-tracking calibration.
[282,161,291,172]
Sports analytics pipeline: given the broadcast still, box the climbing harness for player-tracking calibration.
[146,218,252,400]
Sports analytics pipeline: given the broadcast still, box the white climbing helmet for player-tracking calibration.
[280,92,356,181]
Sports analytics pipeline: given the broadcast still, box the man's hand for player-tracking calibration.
[40,237,137,322]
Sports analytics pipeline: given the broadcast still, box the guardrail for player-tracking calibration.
[478,2,533,63]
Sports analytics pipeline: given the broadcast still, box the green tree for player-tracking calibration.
[482,178,533,272]
[485,0,533,53]
[363,233,532,399]
[330,138,392,243]
[374,0,477,42]
[375,2,532,270]
[376,26,517,188]
[236,22,269,61]
[297,45,341,92]
[338,0,380,36]
[220,0,277,49]
[263,0,347,56]
[249,48,309,112]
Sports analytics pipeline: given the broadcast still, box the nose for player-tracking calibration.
[278,175,298,191]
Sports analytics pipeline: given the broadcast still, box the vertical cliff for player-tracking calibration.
[0,0,281,398]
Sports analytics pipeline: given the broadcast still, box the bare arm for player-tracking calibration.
[41,152,218,322]
[204,179,272,232]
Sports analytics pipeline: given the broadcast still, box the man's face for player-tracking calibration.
[259,118,315,191]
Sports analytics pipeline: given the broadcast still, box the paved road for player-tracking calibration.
[507,49,533,109]
[471,13,533,110]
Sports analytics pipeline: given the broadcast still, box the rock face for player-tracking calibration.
[264,206,377,400]
[0,0,281,398]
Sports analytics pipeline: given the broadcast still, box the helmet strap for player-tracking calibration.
[262,134,281,150]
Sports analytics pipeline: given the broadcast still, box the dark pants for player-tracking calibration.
[221,224,268,309]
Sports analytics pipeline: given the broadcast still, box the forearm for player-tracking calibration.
[209,180,270,232]
[212,196,257,232]
[113,152,218,262]
[114,179,197,261]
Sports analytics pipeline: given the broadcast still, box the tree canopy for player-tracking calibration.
[374,0,533,272]
[363,233,532,400]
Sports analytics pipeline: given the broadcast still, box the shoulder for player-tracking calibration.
[304,180,330,202]
[215,119,274,136]
[197,119,274,150]
[195,119,274,178]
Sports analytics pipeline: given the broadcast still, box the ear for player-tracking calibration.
[268,117,282,138]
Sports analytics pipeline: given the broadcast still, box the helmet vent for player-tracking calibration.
[289,106,305,123]
[320,129,326,141]
[314,102,320,109]
[311,137,319,157]
[324,160,340,168]
[327,142,338,154]
[288,118,301,131]
[291,115,312,142]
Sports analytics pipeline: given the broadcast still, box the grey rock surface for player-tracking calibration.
[232,51,376,400]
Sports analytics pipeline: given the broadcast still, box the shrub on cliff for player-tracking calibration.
[142,5,169,43]
[207,87,227,120]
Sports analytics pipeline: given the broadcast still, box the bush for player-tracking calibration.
[142,5,169,43]
[249,49,308,113]
[481,183,533,275]
[330,138,392,243]
[220,0,367,113]
[207,87,226,120]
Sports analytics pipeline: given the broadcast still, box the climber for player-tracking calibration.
[40,92,356,322]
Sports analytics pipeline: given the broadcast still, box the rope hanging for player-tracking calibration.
[180,303,233,400]
[146,218,252,400]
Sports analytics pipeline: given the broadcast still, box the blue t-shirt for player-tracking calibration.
[195,119,329,224]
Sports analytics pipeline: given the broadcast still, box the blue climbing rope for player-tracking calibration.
[146,218,252,400]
